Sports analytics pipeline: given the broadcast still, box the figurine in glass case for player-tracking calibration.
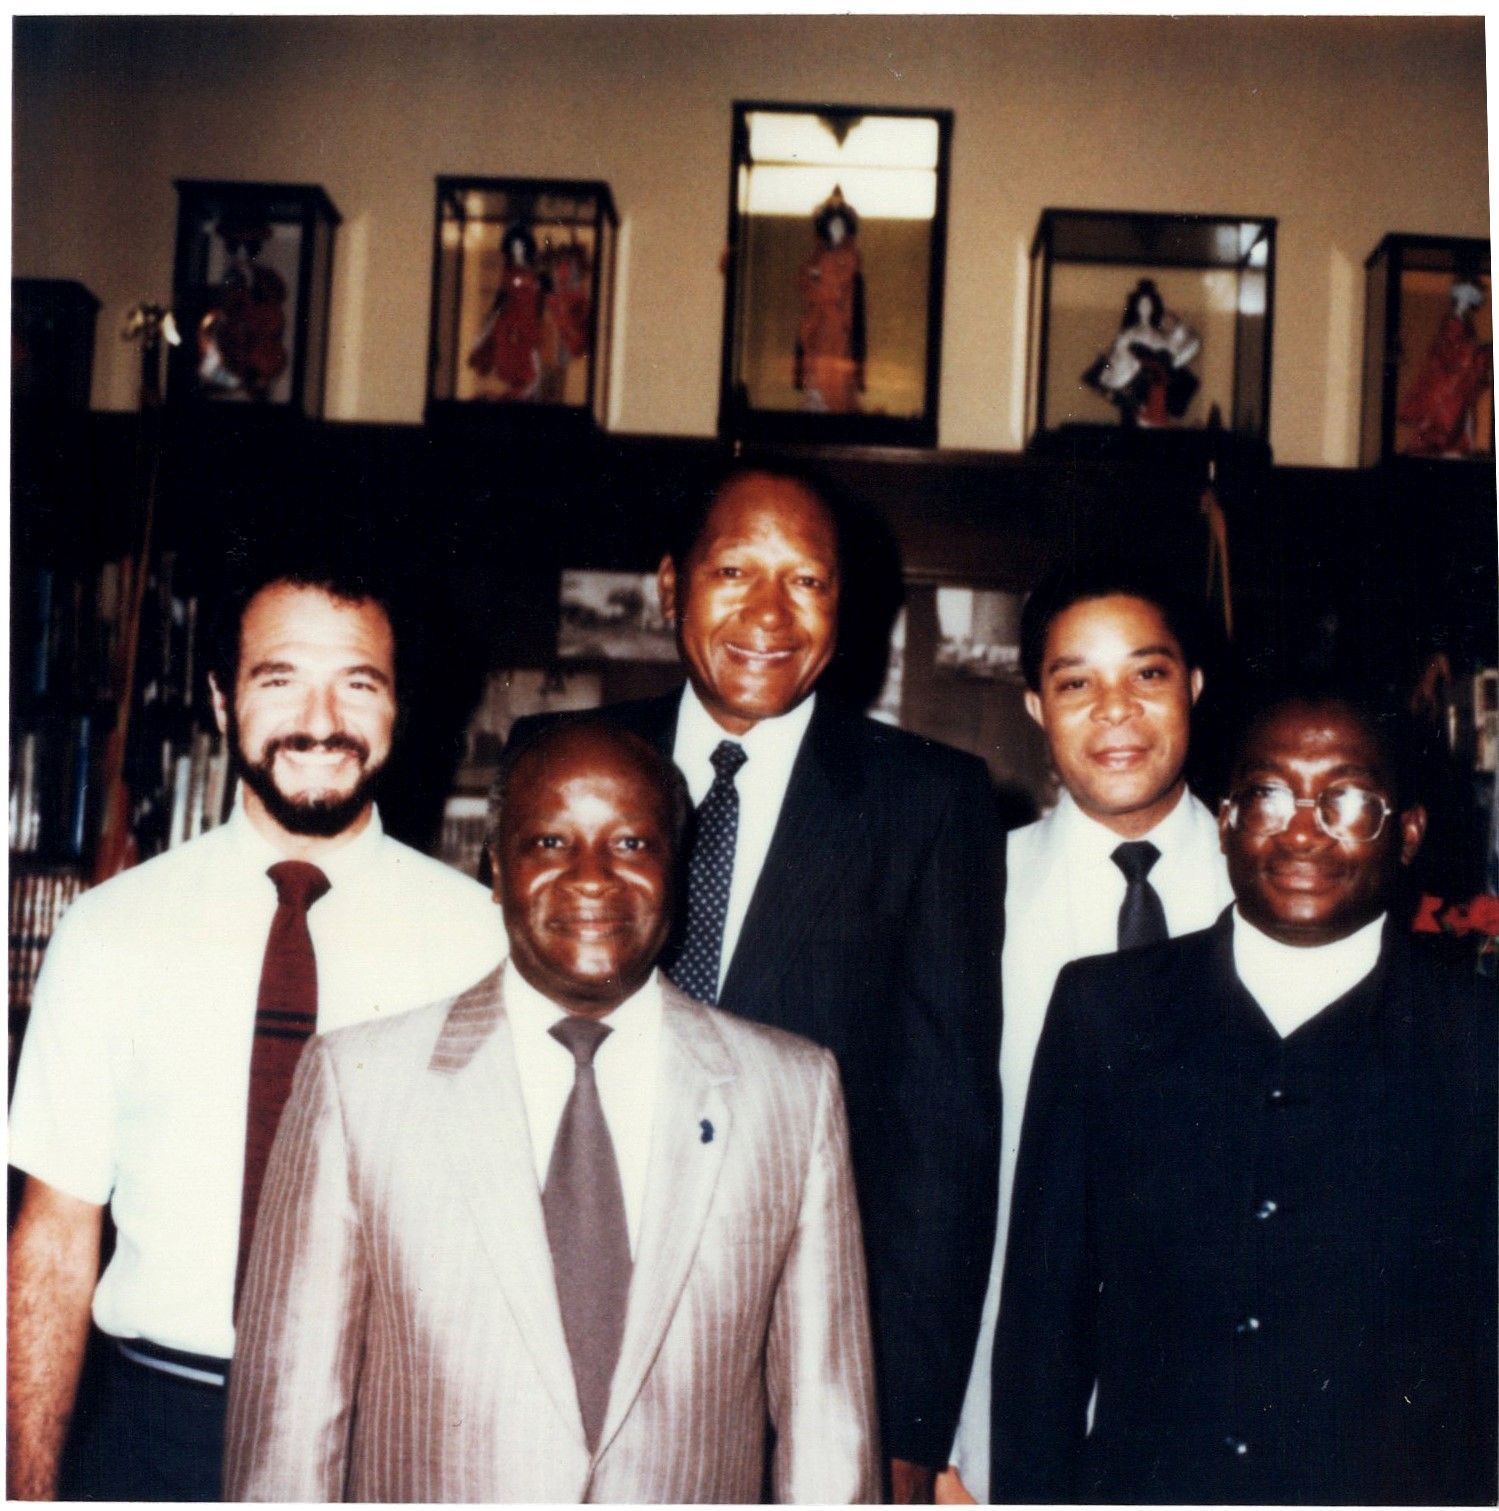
[1082,277,1201,428]
[195,213,289,401]
[794,186,866,414]
[537,238,592,403]
[1397,275,1492,458]
[467,223,548,400]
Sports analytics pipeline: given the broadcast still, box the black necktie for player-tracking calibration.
[1112,840,1168,950]
[670,739,747,1004]
[543,1016,632,1452]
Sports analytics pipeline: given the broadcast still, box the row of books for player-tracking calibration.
[21,558,131,706]
[129,729,234,862]
[10,719,95,859]
[11,712,231,856]
[9,868,85,1014]
[18,552,201,712]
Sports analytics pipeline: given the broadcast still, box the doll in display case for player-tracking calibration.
[1398,274,1493,458]
[467,223,549,400]
[795,186,867,414]
[195,213,289,401]
[1082,276,1201,428]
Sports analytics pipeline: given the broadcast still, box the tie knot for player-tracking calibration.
[267,860,331,913]
[710,740,747,781]
[550,1016,612,1067]
[1111,840,1161,883]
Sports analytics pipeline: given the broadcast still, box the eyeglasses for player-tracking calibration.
[1222,782,1393,843]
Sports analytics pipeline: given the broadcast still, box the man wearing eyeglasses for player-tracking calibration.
[991,684,1496,1505]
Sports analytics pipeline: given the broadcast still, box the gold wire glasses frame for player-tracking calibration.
[1222,783,1394,844]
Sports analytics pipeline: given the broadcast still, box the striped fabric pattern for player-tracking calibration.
[225,967,879,1502]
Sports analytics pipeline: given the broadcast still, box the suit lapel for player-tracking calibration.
[720,699,864,1012]
[428,964,583,1441]
[596,982,735,1455]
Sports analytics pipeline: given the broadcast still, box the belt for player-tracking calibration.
[114,1336,230,1388]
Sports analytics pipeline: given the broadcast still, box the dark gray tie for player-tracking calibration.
[1112,840,1168,950]
[670,739,748,1004]
[543,1016,631,1451]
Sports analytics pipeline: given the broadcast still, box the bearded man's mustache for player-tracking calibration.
[264,732,371,762]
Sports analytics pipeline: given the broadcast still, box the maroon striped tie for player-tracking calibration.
[236,859,330,1307]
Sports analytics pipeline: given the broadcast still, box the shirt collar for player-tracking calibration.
[675,680,816,770]
[504,960,664,1038]
[1054,783,1195,868]
[1231,906,1386,1032]
[225,784,386,889]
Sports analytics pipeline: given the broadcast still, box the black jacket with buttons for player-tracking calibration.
[991,911,1495,1505]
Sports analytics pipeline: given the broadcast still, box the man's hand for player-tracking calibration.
[935,1465,977,1503]
[7,1176,103,1500]
[890,1457,938,1503]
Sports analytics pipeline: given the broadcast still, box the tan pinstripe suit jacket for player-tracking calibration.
[224,965,879,1502]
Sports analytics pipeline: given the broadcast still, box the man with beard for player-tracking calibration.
[7,566,505,1502]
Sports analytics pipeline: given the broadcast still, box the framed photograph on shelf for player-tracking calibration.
[718,101,952,448]
[1360,233,1492,466]
[895,578,1049,823]
[168,180,340,416]
[426,177,618,429]
[557,570,676,663]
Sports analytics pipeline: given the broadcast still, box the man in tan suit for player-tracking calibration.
[225,722,878,1502]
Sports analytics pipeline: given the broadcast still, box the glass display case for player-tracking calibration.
[1026,208,1275,456]
[169,180,340,416]
[1360,233,1492,466]
[427,177,617,428]
[719,102,952,448]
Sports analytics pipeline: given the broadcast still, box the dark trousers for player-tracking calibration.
[63,1343,226,1502]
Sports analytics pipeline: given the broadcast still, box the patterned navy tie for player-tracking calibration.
[1112,840,1168,950]
[670,740,748,1004]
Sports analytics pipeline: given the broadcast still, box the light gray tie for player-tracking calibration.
[544,1016,632,1451]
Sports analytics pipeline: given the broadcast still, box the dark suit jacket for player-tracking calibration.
[511,692,1002,1466]
[991,911,1497,1505]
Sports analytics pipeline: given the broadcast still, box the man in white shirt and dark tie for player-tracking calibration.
[942,560,1233,1503]
[7,558,506,1501]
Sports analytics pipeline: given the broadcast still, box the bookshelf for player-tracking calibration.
[9,298,234,1046]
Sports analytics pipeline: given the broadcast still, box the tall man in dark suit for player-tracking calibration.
[511,466,1001,1499]
[992,685,1496,1505]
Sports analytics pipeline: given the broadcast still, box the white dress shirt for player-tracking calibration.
[1233,907,1385,1038]
[8,794,507,1360]
[1032,786,1229,959]
[949,785,1235,1497]
[672,683,815,998]
[503,966,662,1256]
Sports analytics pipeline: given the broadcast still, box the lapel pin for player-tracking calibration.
[700,1118,714,1144]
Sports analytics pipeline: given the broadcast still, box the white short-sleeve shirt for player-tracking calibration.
[8,797,508,1360]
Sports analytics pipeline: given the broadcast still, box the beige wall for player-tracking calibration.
[13,15,1489,465]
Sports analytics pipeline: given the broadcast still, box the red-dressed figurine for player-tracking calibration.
[196,216,288,401]
[1398,276,1492,458]
[795,186,866,414]
[468,224,548,401]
